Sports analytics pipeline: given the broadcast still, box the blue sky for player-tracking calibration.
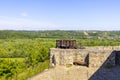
[0,0,120,30]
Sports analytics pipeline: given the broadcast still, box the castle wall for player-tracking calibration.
[50,46,120,68]
[89,50,115,68]
[50,49,89,66]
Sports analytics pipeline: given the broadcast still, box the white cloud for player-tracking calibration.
[21,12,28,17]
[0,16,60,30]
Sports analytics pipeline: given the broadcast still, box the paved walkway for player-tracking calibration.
[27,66,120,80]
[27,66,88,80]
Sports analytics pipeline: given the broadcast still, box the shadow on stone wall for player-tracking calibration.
[89,51,120,80]
[85,54,89,67]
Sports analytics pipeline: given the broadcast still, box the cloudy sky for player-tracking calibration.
[0,0,120,30]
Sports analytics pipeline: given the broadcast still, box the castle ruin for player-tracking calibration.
[29,40,120,80]
[50,40,120,68]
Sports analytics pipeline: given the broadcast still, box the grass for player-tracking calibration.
[0,58,25,61]
[66,64,72,68]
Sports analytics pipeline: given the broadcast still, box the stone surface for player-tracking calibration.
[50,46,120,68]
[28,46,120,80]
[28,66,120,80]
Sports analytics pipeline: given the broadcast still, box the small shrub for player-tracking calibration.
[66,64,72,68]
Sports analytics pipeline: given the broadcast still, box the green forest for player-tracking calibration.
[0,30,120,80]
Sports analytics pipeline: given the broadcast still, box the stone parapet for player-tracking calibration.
[50,46,120,68]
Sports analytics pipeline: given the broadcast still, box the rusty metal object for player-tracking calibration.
[56,40,85,49]
[73,61,87,66]
[56,40,77,49]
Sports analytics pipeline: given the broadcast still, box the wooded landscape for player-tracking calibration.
[0,30,120,80]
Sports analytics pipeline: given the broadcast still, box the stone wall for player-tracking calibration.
[50,46,120,68]
[89,50,115,68]
[50,49,89,66]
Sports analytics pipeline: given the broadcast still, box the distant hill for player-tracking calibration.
[0,30,120,39]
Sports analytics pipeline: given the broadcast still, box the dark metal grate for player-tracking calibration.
[56,40,77,49]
